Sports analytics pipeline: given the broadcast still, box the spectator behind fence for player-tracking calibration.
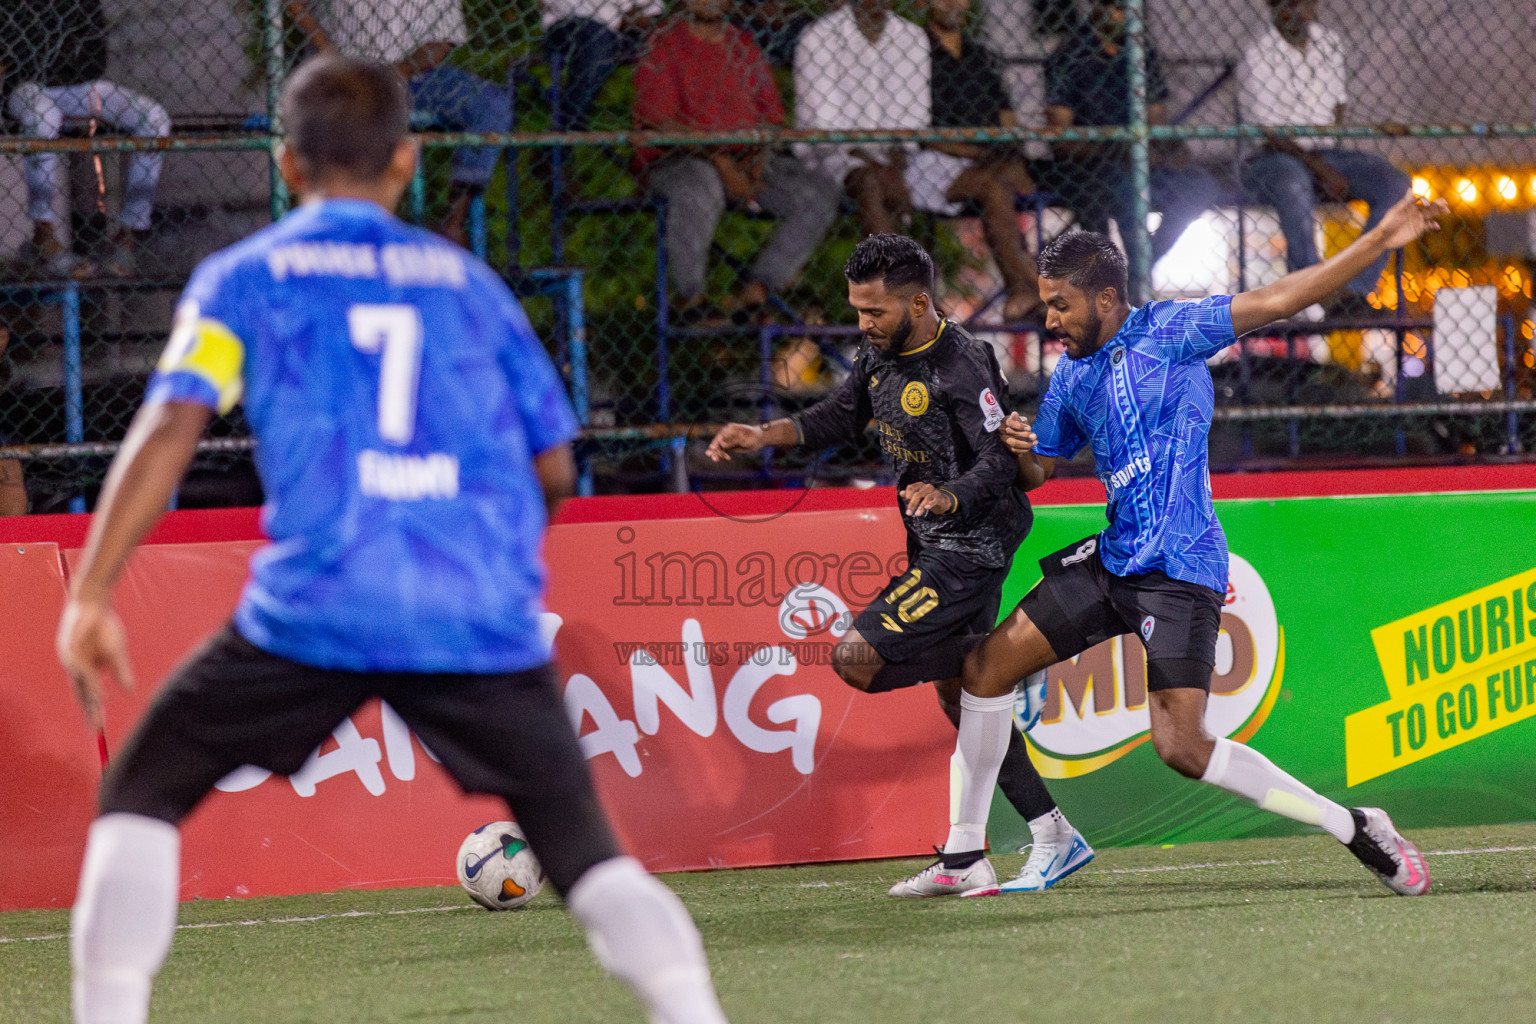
[543,0,662,131]
[1239,0,1410,316]
[1042,0,1221,289]
[738,1,823,69]
[1,0,171,279]
[793,0,930,236]
[910,0,1041,322]
[286,0,503,247]
[633,0,841,320]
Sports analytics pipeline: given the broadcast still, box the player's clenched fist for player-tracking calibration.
[900,482,955,517]
[706,422,764,461]
[1000,411,1037,455]
[56,596,135,729]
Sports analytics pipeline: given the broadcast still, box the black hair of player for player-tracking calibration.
[844,234,936,297]
[280,53,408,182]
[1037,230,1128,302]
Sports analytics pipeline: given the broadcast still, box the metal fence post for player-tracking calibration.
[564,270,593,495]
[63,284,84,514]
[1125,0,1152,305]
[264,0,289,221]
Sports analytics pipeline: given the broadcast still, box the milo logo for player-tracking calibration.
[1021,553,1283,778]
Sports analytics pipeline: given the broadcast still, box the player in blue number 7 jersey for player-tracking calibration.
[55,54,729,1024]
[943,191,1447,897]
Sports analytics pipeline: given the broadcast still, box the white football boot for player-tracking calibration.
[1346,807,1430,896]
[887,856,1000,898]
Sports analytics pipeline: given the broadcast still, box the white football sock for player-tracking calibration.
[1201,737,1356,843]
[944,690,1016,855]
[567,856,729,1024]
[1027,807,1072,845]
[71,814,180,1024]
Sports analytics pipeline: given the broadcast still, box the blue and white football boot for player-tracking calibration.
[1012,669,1048,732]
[999,828,1095,893]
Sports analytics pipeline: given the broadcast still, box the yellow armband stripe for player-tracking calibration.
[159,317,246,414]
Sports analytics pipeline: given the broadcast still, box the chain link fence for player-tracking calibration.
[0,0,1532,510]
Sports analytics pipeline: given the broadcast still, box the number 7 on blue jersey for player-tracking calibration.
[347,303,424,445]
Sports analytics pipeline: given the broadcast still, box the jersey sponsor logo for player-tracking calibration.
[266,241,380,281]
[1020,554,1283,779]
[869,376,879,388]
[265,241,466,288]
[1061,538,1097,567]
[1141,615,1156,641]
[1108,455,1152,491]
[357,449,460,501]
[901,381,929,416]
[978,387,1004,432]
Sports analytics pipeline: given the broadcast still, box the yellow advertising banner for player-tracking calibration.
[1346,566,1536,785]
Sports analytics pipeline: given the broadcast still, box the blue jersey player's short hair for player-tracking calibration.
[280,53,409,182]
[844,233,936,296]
[1038,230,1129,302]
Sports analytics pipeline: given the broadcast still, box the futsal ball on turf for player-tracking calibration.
[456,821,544,910]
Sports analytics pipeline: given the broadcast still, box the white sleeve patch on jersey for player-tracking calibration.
[979,387,1004,432]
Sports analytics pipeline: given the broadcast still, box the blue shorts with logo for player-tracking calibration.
[1018,535,1224,691]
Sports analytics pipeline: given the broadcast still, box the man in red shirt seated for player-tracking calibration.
[634,0,841,319]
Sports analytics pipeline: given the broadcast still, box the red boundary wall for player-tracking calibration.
[3,464,1530,545]
[2,464,1531,911]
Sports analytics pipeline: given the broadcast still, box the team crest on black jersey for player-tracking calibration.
[901,381,929,416]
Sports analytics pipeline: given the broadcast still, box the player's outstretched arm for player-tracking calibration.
[1229,190,1447,336]
[57,399,210,727]
[1001,411,1054,491]
[705,419,799,462]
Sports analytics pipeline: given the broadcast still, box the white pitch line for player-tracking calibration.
[1096,858,1288,875]
[1089,843,1536,876]
[5,844,1533,946]
[0,903,472,945]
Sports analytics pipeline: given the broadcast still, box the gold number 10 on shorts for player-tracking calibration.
[888,569,940,623]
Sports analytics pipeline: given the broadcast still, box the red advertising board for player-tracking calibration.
[2,502,951,909]
[3,463,1533,910]
[0,545,99,908]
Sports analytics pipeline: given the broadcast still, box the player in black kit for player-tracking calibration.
[707,234,1092,897]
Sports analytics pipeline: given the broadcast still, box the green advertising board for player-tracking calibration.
[988,490,1536,852]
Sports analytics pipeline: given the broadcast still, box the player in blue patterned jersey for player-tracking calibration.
[56,54,729,1024]
[944,192,1447,898]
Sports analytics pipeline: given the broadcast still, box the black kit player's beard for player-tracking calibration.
[873,311,915,360]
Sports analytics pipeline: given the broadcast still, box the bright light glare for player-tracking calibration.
[1412,176,1431,198]
[1497,176,1518,201]
[1151,213,1229,296]
[1455,178,1478,203]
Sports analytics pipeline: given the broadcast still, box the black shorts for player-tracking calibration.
[1018,535,1223,691]
[853,545,1008,664]
[99,625,621,895]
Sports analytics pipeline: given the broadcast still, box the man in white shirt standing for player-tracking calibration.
[793,0,930,236]
[285,0,506,246]
[1238,0,1409,316]
[543,0,662,131]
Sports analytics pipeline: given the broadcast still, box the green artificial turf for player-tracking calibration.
[4,822,1534,1023]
